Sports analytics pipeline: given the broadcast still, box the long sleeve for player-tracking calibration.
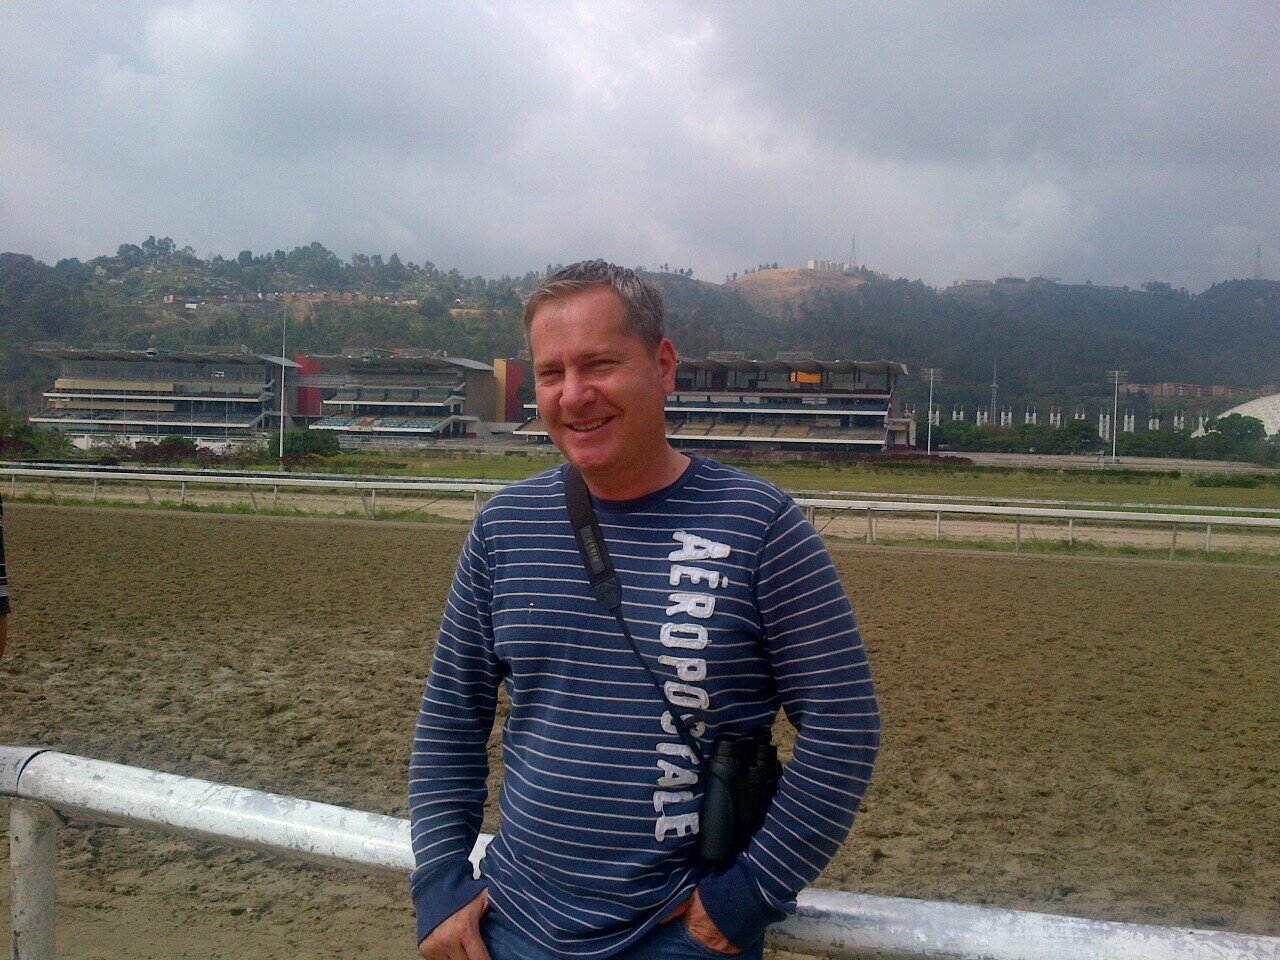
[698,499,880,948]
[408,518,502,945]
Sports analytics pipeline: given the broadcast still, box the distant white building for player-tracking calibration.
[806,259,850,272]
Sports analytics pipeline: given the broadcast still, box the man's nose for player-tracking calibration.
[561,369,595,409]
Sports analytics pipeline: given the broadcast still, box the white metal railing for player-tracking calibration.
[790,486,1280,517]
[0,466,504,521]
[3,747,1278,960]
[5,466,1280,545]
[12,460,1280,512]
[0,465,506,494]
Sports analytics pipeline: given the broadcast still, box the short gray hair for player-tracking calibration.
[522,260,666,351]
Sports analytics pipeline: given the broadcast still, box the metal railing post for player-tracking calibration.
[10,799,59,960]
[1205,523,1213,552]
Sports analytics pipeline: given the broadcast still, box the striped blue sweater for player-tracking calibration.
[409,456,879,955]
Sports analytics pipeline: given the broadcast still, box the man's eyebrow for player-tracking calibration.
[535,349,620,372]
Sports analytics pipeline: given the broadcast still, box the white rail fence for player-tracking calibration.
[5,466,1280,554]
[4,747,1277,960]
[0,466,504,521]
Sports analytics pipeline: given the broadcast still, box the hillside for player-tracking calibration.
[726,267,867,315]
[652,271,1280,411]
[3,240,1279,417]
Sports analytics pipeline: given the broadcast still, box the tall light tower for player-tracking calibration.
[989,360,998,427]
[1106,369,1127,463]
[278,311,288,469]
[922,367,942,454]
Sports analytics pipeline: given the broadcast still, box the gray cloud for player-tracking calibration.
[2,1,1276,289]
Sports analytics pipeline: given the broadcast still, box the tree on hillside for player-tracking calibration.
[1207,414,1267,445]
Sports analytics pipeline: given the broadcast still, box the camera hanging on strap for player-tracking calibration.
[563,465,781,865]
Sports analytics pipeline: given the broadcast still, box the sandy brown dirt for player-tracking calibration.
[1,504,1277,958]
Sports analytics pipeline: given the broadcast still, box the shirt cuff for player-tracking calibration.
[697,860,786,950]
[411,860,489,946]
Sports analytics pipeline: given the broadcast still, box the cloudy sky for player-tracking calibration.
[4,2,1277,290]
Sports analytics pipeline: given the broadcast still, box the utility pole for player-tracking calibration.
[278,311,288,469]
[922,368,942,454]
[1106,370,1127,463]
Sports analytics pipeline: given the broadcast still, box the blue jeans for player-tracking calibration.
[481,909,765,960]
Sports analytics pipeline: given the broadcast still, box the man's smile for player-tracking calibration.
[566,416,614,432]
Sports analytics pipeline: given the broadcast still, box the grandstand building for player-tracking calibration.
[28,346,297,450]
[303,351,496,448]
[516,353,913,451]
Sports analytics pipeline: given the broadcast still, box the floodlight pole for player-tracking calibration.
[922,368,941,454]
[989,360,998,427]
[1107,369,1127,464]
[278,312,287,469]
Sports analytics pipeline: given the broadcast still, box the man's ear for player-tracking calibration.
[656,338,678,393]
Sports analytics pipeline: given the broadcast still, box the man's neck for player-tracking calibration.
[579,447,690,502]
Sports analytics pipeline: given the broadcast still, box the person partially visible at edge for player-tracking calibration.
[409,260,879,959]
[0,494,9,659]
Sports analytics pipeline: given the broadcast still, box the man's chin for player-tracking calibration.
[554,433,613,469]
[556,440,619,477]
[563,452,612,476]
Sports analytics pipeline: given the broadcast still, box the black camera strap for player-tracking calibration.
[563,465,707,767]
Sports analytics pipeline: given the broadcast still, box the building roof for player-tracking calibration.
[307,352,493,373]
[1220,393,1280,437]
[29,347,300,368]
[678,357,908,377]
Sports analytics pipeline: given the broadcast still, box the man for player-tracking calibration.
[410,261,878,959]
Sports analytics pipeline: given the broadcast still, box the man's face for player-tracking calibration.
[529,286,676,492]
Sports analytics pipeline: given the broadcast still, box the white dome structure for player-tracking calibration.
[1219,393,1280,437]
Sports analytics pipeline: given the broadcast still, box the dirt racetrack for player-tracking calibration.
[1,504,1277,958]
